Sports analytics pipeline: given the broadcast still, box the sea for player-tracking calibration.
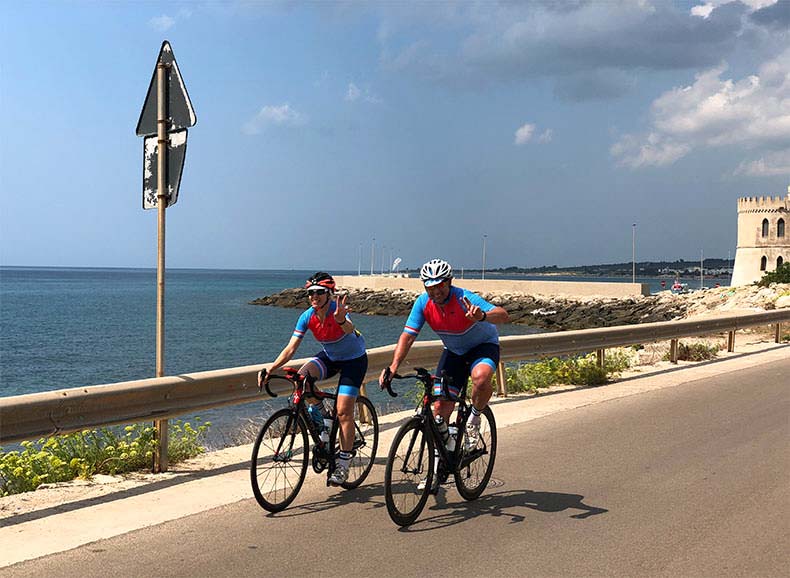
[0,266,726,447]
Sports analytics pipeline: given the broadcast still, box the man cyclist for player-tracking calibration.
[260,272,368,486]
[379,258,509,487]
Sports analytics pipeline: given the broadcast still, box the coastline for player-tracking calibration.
[251,282,790,331]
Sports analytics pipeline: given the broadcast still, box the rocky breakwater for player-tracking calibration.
[251,287,697,331]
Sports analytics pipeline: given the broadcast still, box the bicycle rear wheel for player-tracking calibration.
[250,408,309,512]
[384,417,434,527]
[455,405,497,501]
[329,395,379,489]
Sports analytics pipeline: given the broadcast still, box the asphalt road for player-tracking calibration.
[6,358,788,577]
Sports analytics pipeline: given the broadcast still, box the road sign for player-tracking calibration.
[142,129,187,209]
[135,41,196,137]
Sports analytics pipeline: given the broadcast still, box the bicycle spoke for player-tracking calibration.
[333,396,379,489]
[455,406,497,501]
[385,418,433,526]
[250,409,309,512]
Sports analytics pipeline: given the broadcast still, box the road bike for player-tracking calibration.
[250,367,379,512]
[381,367,497,526]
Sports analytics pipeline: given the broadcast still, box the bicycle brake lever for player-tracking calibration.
[381,367,398,398]
[259,368,278,398]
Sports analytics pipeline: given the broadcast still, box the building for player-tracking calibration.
[730,186,790,286]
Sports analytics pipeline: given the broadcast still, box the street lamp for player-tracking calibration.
[631,223,636,283]
[482,234,488,281]
[358,243,362,276]
[370,238,375,276]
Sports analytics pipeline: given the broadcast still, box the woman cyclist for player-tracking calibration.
[259,272,368,486]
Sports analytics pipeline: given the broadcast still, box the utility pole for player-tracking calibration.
[482,234,488,280]
[631,223,636,283]
[370,238,375,276]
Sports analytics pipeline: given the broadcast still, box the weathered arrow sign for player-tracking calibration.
[134,40,197,473]
[142,129,187,209]
[135,41,196,137]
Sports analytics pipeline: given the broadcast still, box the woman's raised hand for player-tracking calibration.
[334,292,351,323]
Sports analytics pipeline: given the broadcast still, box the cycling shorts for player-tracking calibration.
[434,342,500,399]
[305,351,368,397]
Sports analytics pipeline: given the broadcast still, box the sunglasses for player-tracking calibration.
[307,289,329,297]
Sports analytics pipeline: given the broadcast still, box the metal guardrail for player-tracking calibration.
[0,309,787,445]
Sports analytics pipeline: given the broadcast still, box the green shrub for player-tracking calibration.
[756,263,790,286]
[0,419,210,496]
[506,349,635,393]
[664,341,721,362]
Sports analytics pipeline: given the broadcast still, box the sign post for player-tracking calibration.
[136,41,196,472]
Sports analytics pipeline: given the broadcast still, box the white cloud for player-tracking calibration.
[242,104,306,135]
[515,123,552,146]
[611,48,790,170]
[691,4,716,19]
[149,15,176,32]
[344,82,382,104]
[735,150,790,176]
[514,123,535,145]
[148,9,191,32]
[345,82,361,102]
[691,0,778,19]
[610,133,691,168]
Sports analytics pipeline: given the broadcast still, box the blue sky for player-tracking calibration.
[1,1,788,271]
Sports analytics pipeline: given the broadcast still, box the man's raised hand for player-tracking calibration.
[462,295,483,322]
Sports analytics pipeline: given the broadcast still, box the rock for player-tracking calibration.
[250,283,789,332]
[775,295,790,309]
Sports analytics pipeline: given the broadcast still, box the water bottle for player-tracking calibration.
[447,425,458,452]
[320,417,332,443]
[320,399,333,443]
[435,415,449,446]
[307,404,324,430]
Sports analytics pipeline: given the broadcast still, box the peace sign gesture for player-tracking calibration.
[334,292,351,324]
[462,295,485,322]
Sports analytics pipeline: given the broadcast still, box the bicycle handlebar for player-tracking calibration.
[381,367,444,399]
[258,367,309,398]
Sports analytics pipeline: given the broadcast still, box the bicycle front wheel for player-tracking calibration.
[455,405,497,501]
[330,395,379,489]
[384,417,434,527]
[250,408,309,512]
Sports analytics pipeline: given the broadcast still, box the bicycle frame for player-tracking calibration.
[261,368,336,467]
[384,368,471,475]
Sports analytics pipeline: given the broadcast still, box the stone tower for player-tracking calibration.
[730,186,790,286]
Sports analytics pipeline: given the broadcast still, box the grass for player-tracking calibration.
[664,341,722,362]
[0,419,210,496]
[505,349,635,394]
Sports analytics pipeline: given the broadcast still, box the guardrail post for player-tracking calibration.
[596,349,605,369]
[496,361,507,398]
[359,384,372,424]
[154,420,168,473]
[727,331,736,352]
[670,339,679,364]
[775,323,782,344]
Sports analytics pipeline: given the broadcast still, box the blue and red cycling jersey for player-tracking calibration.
[403,286,498,355]
[293,301,366,361]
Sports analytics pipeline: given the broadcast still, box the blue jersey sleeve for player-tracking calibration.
[292,309,311,339]
[403,293,428,336]
[461,289,495,313]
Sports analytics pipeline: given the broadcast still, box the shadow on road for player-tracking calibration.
[401,486,608,532]
[265,479,607,532]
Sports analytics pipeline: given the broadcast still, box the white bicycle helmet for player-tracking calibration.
[420,258,453,287]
